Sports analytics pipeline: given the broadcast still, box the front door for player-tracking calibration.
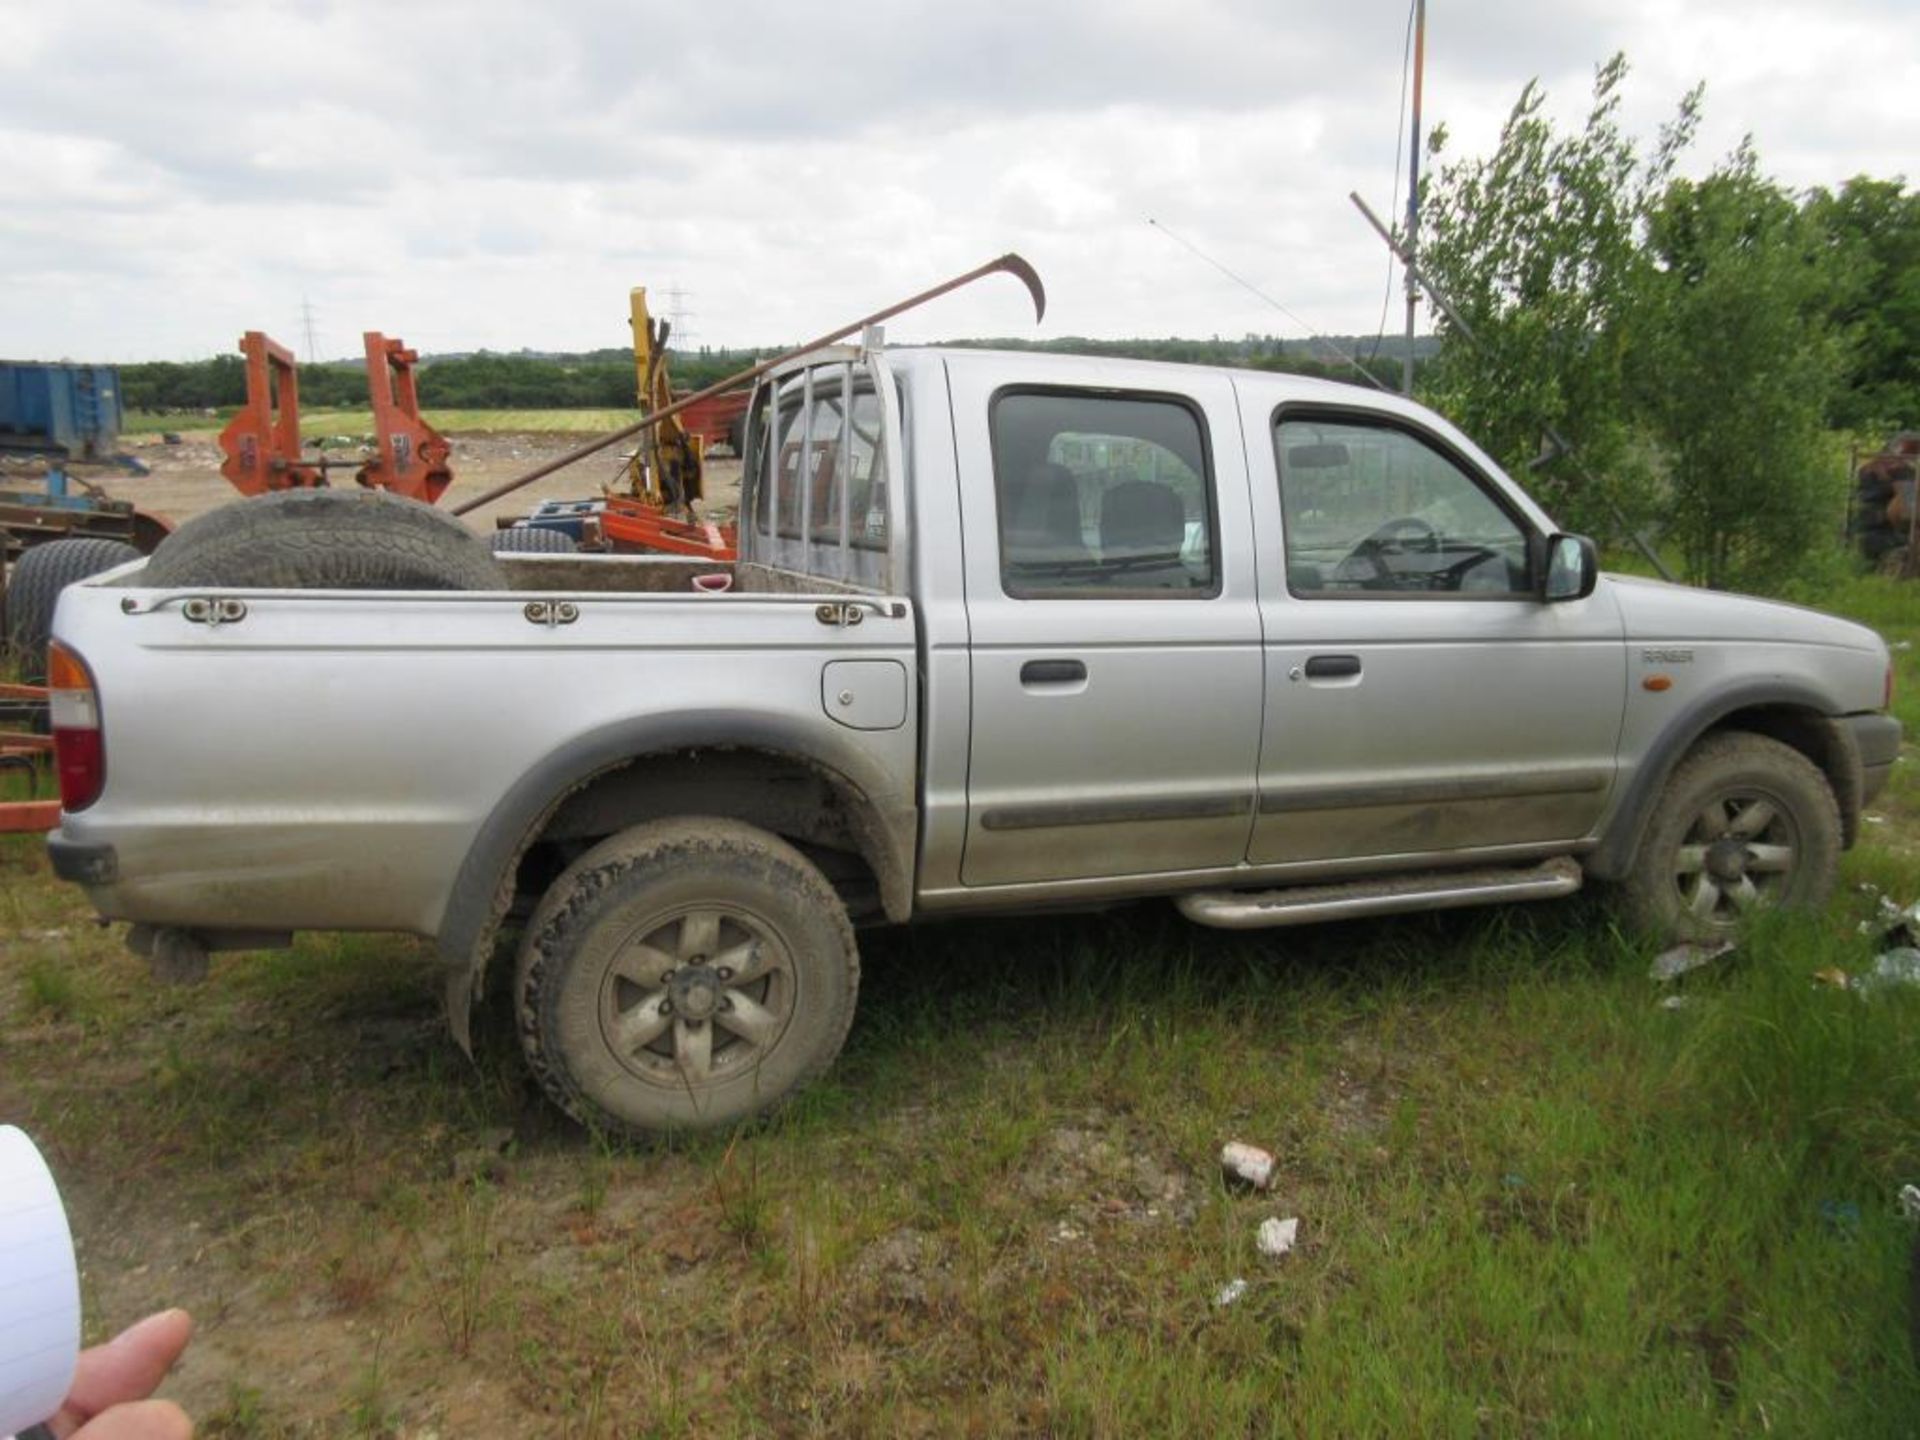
[1246,406,1625,868]
[952,361,1264,887]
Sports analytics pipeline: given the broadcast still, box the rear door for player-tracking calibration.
[950,358,1263,886]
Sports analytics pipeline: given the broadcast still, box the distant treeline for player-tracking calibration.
[940,334,1429,390]
[118,335,1426,413]
[117,347,783,413]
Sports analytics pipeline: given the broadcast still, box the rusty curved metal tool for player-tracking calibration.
[450,252,1046,517]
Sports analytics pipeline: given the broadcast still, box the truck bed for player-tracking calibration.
[51,555,917,938]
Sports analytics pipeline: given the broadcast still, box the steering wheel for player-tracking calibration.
[1359,516,1439,554]
[1332,516,1440,588]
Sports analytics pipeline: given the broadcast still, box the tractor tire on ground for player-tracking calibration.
[4,537,143,682]
[1618,731,1841,943]
[516,817,860,1139]
[140,488,505,591]
[488,526,578,554]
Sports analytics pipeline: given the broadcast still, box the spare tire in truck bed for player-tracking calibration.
[140,489,507,591]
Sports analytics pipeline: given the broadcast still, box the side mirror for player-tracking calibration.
[1542,532,1598,602]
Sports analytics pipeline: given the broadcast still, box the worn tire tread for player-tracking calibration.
[515,817,859,1138]
[488,526,578,554]
[1619,730,1841,942]
[141,489,504,591]
[4,537,144,680]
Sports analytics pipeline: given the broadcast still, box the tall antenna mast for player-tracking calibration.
[1402,0,1427,396]
[666,286,695,347]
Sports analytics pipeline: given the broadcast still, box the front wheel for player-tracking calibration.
[515,818,859,1137]
[1619,731,1841,942]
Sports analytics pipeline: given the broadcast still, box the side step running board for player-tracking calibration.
[1175,857,1584,930]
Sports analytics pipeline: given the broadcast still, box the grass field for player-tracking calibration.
[0,577,1915,1437]
[121,408,647,438]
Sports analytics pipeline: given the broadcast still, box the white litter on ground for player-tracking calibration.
[1257,1216,1300,1257]
[1649,940,1735,982]
[1220,1141,1276,1191]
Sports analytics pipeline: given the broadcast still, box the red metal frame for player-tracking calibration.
[359,333,452,504]
[218,332,322,495]
[0,680,57,834]
[598,496,737,561]
[0,801,59,834]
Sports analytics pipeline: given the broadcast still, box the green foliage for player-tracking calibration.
[1807,176,1920,429]
[945,332,1427,389]
[1419,55,1693,539]
[118,347,790,416]
[1634,151,1851,590]
[1418,54,1905,593]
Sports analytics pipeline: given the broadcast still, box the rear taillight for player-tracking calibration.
[47,641,105,812]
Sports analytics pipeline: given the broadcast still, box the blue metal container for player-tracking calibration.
[524,497,607,541]
[0,362,124,460]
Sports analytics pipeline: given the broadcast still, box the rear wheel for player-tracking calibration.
[515,818,859,1137]
[1620,732,1840,942]
[4,537,143,681]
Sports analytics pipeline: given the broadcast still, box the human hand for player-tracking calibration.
[42,1309,193,1440]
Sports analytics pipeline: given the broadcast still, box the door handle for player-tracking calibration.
[1303,654,1361,679]
[1021,658,1087,685]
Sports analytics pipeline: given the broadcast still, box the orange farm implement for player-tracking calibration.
[0,681,58,834]
[218,330,451,503]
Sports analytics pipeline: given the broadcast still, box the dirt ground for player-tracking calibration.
[100,429,743,535]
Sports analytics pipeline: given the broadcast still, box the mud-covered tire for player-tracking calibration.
[487,526,577,554]
[1619,732,1841,942]
[141,488,505,591]
[5,537,143,681]
[515,818,859,1138]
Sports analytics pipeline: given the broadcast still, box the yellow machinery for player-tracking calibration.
[624,287,706,514]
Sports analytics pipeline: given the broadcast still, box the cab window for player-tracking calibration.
[991,389,1217,599]
[1275,416,1531,597]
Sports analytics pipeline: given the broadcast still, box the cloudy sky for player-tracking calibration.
[5,0,1915,362]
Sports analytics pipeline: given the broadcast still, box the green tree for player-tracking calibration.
[1634,151,1849,591]
[1418,56,1850,592]
[1417,54,1694,539]
[1806,176,1920,429]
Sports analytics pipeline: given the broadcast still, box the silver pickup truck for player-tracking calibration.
[43,343,1902,1136]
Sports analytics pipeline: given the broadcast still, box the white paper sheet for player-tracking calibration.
[0,1126,80,1438]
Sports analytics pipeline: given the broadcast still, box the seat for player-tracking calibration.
[1098,481,1188,584]
[1005,462,1088,568]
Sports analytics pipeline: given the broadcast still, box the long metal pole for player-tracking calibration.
[450,253,1046,518]
[1403,0,1426,397]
